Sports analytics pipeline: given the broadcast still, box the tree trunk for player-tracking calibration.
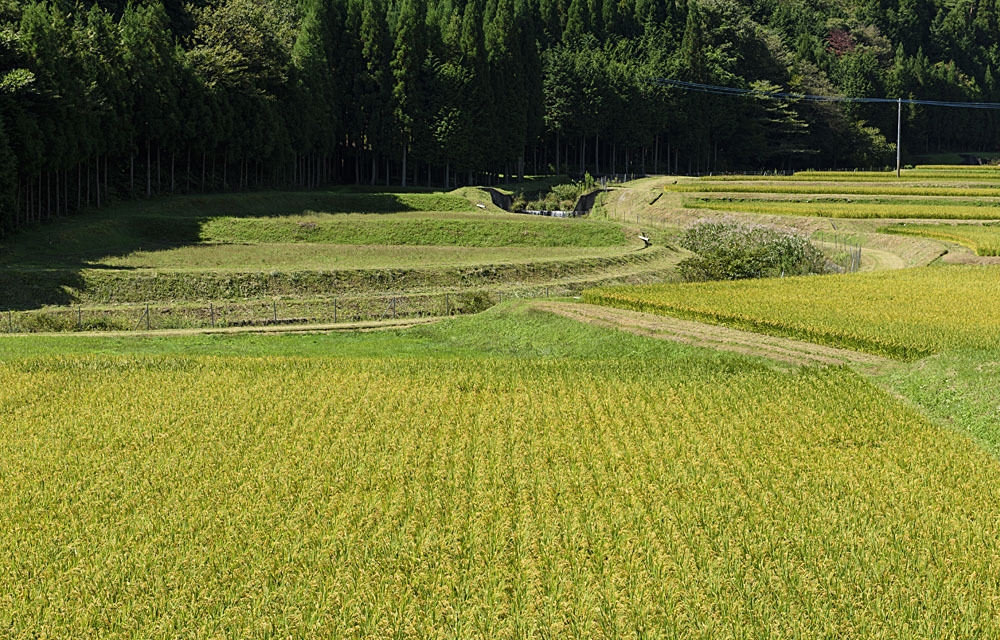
[146,140,152,197]
[171,152,175,193]
[595,135,599,175]
[130,154,134,194]
[555,134,560,175]
[401,144,407,187]
[654,135,659,174]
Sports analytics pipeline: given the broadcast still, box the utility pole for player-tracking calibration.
[896,97,902,178]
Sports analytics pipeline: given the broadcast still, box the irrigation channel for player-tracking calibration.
[482,184,615,218]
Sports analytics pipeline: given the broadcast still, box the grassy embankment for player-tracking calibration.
[0,188,683,330]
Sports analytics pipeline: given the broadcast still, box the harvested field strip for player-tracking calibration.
[533,301,892,372]
[670,183,1000,197]
[94,243,638,271]
[880,223,1000,256]
[684,197,1000,220]
[584,266,1000,359]
[195,216,629,248]
[0,315,444,339]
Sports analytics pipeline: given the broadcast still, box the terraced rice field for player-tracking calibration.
[0,188,669,317]
[684,197,1000,220]
[669,182,1000,197]
[5,354,1000,636]
[584,265,1000,358]
[880,223,1000,256]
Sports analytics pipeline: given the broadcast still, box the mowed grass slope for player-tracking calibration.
[585,265,1000,359]
[0,189,660,310]
[5,351,1000,636]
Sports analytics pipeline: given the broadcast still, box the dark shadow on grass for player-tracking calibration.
[0,190,476,310]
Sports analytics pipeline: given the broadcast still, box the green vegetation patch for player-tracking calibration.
[96,243,633,271]
[584,265,1000,359]
[0,245,671,308]
[685,197,1000,220]
[196,216,627,248]
[5,354,1000,635]
[881,348,1000,456]
[140,191,475,216]
[880,223,1000,256]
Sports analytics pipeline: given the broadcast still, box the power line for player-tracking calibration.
[651,78,1000,110]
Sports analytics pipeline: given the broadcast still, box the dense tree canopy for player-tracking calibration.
[2,0,1000,236]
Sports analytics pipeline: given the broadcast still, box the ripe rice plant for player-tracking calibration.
[584,265,1000,358]
[670,183,1000,197]
[684,197,1000,220]
[5,355,1000,636]
[880,223,1000,256]
[697,168,1000,182]
[916,164,1000,170]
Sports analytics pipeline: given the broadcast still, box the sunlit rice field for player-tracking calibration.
[684,197,1000,220]
[698,168,1000,182]
[4,355,1000,636]
[584,265,1000,358]
[880,223,1000,256]
[668,183,1000,197]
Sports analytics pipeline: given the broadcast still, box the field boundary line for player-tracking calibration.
[0,316,446,339]
[533,301,894,373]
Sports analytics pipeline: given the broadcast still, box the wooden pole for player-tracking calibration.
[896,97,902,178]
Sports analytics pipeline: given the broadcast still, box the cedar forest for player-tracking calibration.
[1,0,999,237]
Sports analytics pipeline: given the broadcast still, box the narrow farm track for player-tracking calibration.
[0,315,444,339]
[534,301,894,372]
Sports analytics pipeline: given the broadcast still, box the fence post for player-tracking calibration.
[210,303,215,328]
[7,310,12,333]
[145,303,150,331]
[445,293,450,316]
[78,307,82,331]
[392,296,396,320]
[334,298,338,324]
[273,300,277,323]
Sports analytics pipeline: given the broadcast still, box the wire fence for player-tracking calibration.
[2,284,587,334]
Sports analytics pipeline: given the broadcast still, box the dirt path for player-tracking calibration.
[533,301,893,373]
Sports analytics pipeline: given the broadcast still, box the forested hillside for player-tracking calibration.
[2,0,999,236]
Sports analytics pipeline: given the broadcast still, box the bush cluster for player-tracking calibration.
[677,221,827,282]
[514,175,597,212]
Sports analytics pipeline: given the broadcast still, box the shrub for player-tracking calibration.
[677,221,828,282]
